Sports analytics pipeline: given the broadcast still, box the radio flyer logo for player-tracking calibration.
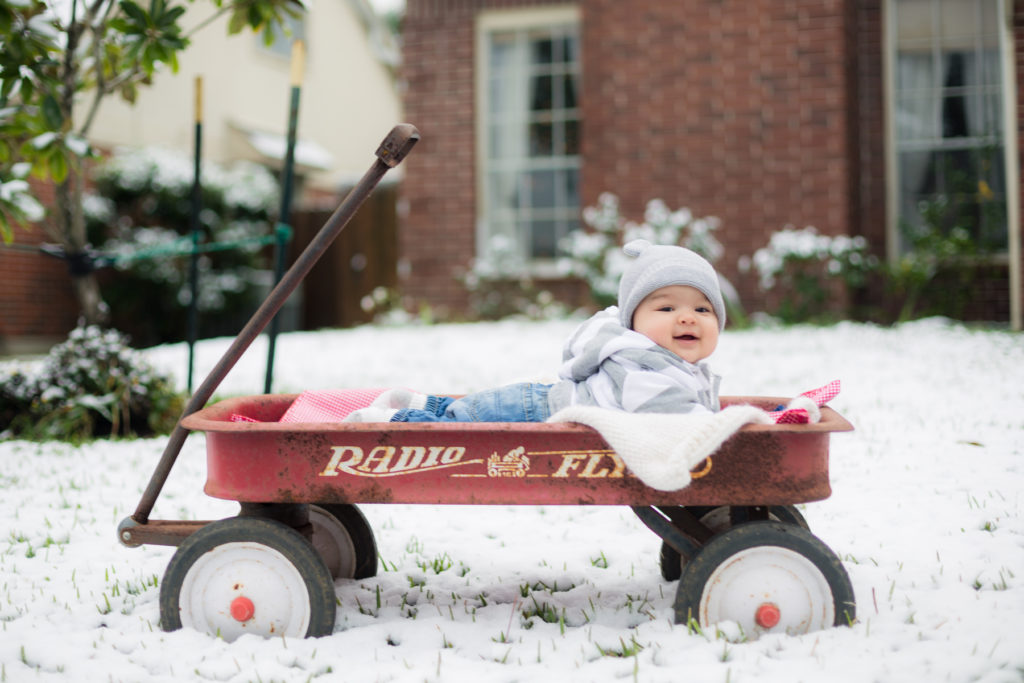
[318,444,627,480]
[487,447,530,478]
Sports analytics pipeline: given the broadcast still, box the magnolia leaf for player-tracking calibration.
[0,213,12,243]
[47,147,68,183]
[40,93,63,129]
[118,0,149,27]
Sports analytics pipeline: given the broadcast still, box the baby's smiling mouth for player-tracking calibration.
[676,334,698,341]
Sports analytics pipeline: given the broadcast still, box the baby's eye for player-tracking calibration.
[696,306,711,313]
[658,306,674,313]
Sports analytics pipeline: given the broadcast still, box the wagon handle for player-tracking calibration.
[127,124,420,528]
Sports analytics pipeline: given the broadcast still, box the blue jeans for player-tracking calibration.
[391,383,552,423]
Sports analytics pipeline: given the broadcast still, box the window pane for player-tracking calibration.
[979,49,1001,86]
[896,54,934,93]
[561,36,578,64]
[565,120,580,155]
[979,2,999,39]
[899,150,937,196]
[529,219,558,259]
[531,75,553,111]
[488,171,520,213]
[940,94,969,138]
[978,150,1008,249]
[490,34,516,71]
[939,0,977,44]
[531,34,554,64]
[561,74,577,109]
[489,78,512,115]
[939,51,968,88]
[895,0,934,44]
[973,92,1000,137]
[529,170,556,208]
[563,169,579,209]
[529,122,553,156]
[896,94,938,140]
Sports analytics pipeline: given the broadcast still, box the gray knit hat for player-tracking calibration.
[617,239,726,331]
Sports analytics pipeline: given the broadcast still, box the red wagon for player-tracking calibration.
[118,125,857,642]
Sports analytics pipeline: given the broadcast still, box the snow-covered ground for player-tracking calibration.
[1,318,1022,682]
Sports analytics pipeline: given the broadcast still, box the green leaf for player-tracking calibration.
[226,8,247,34]
[48,147,68,183]
[0,212,14,244]
[157,5,185,28]
[107,17,131,32]
[40,93,63,129]
[119,0,149,27]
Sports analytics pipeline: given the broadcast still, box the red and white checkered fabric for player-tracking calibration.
[799,379,840,407]
[278,388,388,423]
[769,380,841,424]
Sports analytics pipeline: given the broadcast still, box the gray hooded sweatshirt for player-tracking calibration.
[547,307,720,415]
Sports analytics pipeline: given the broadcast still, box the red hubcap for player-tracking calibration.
[230,596,255,622]
[755,602,781,629]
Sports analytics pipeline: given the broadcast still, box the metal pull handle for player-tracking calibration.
[124,124,420,530]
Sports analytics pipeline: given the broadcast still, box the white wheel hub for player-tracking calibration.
[700,545,835,636]
[178,541,312,641]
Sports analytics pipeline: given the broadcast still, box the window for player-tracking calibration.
[886,0,1013,253]
[476,7,581,266]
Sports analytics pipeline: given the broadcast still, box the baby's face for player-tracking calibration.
[631,285,719,364]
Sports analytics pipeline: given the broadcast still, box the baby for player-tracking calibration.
[346,239,726,423]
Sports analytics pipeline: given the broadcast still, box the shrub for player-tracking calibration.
[559,193,742,321]
[86,147,280,346]
[0,326,184,441]
[741,226,878,323]
[888,195,991,322]
[462,234,570,321]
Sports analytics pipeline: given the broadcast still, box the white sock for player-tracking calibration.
[371,388,428,410]
[344,407,398,423]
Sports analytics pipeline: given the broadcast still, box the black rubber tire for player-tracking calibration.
[159,516,336,639]
[659,505,810,582]
[310,503,378,579]
[673,521,856,634]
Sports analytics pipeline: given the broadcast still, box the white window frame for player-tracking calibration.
[474,5,581,275]
[882,0,1020,328]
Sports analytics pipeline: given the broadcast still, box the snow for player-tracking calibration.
[1,317,1022,682]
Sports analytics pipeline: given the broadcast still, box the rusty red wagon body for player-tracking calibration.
[118,125,857,644]
[184,394,849,508]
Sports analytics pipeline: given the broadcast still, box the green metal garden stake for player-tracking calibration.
[187,76,203,394]
[264,40,304,394]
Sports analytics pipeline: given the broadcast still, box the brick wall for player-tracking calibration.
[580,0,857,309]
[401,0,1021,323]
[0,221,80,353]
[402,0,861,316]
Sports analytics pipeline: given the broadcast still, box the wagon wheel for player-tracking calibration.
[659,505,810,582]
[159,516,336,641]
[673,521,855,636]
[309,504,378,579]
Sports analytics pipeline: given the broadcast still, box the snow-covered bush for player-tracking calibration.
[559,193,737,315]
[0,162,45,241]
[0,326,184,441]
[740,226,878,323]
[87,147,280,345]
[463,235,570,321]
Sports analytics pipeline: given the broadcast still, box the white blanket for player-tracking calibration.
[547,404,772,491]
